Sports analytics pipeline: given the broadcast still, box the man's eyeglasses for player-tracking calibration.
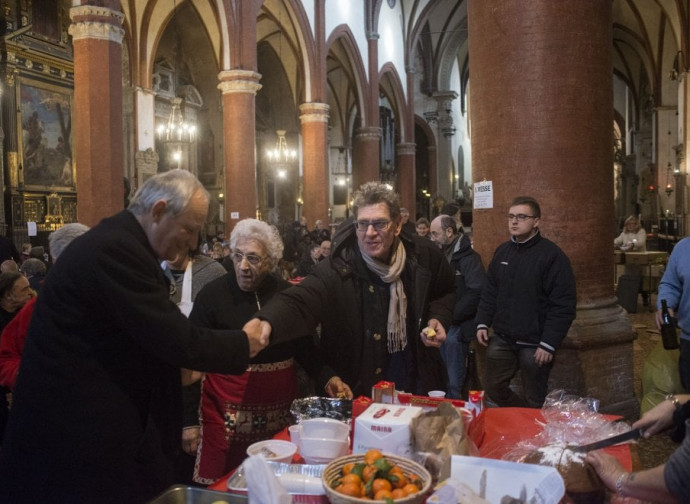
[506,214,536,222]
[354,220,392,232]
[231,251,264,265]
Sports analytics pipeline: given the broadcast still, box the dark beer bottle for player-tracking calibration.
[462,347,482,398]
[661,299,679,350]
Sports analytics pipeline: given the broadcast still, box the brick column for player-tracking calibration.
[469,0,637,417]
[299,102,329,224]
[396,142,416,213]
[69,5,125,226]
[217,70,261,231]
[352,126,381,189]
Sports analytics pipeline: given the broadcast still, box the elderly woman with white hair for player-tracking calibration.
[183,218,351,484]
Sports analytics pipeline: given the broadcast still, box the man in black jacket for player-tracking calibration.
[0,169,270,504]
[256,182,456,397]
[475,196,576,408]
[430,215,486,399]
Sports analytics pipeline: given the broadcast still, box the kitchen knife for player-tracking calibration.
[572,428,643,453]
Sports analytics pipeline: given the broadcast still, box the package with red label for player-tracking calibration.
[353,403,423,457]
[352,395,373,421]
[466,390,485,418]
[371,380,395,403]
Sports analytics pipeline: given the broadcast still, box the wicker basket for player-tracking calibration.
[322,453,431,504]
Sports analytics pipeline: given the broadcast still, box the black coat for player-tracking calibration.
[447,234,486,340]
[0,211,255,504]
[258,221,456,396]
[475,230,576,352]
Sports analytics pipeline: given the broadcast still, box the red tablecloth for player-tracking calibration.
[209,407,635,495]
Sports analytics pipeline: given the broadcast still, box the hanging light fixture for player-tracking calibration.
[267,129,297,165]
[156,0,196,165]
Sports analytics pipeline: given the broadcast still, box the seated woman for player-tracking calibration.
[587,394,690,502]
[183,219,352,484]
[614,215,647,252]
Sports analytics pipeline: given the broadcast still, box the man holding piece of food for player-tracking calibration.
[254,181,456,397]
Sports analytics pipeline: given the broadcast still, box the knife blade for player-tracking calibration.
[572,428,643,453]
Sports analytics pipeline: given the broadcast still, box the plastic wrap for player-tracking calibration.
[481,390,632,462]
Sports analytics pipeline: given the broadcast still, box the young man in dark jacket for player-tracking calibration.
[256,182,456,397]
[430,214,486,399]
[475,196,576,408]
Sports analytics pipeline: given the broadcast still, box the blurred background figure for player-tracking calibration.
[0,271,33,447]
[296,242,321,277]
[19,244,31,265]
[0,260,18,274]
[0,235,20,265]
[400,207,415,236]
[20,258,46,293]
[614,215,647,252]
[415,217,431,239]
[319,240,331,259]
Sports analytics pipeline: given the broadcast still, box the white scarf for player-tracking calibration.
[361,240,407,352]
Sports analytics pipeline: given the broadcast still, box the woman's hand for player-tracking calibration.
[585,451,626,492]
[182,426,201,455]
[325,376,353,399]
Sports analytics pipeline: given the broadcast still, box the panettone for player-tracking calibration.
[523,443,605,503]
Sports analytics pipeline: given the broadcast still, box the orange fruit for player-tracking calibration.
[341,473,362,486]
[342,462,355,475]
[362,464,378,483]
[364,448,383,465]
[402,483,420,495]
[373,489,393,500]
[339,482,362,497]
[371,478,393,494]
[391,488,406,499]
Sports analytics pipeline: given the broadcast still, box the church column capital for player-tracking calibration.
[396,142,416,156]
[69,6,124,43]
[299,102,329,123]
[217,70,262,95]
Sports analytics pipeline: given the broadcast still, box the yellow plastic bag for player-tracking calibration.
[641,341,684,414]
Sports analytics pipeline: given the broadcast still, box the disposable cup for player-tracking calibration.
[428,390,446,398]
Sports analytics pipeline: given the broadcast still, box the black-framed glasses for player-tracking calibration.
[231,251,264,265]
[506,214,536,222]
[354,219,392,232]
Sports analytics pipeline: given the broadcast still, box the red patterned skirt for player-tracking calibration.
[193,358,298,484]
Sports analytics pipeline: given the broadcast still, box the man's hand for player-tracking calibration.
[181,426,201,455]
[420,319,445,348]
[534,347,553,366]
[632,394,689,437]
[655,306,674,331]
[180,368,203,386]
[476,328,490,347]
[242,318,271,357]
[325,376,354,399]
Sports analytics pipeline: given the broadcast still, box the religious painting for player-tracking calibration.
[17,78,74,188]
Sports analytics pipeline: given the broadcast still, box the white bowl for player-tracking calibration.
[246,439,297,464]
[299,417,350,441]
[299,436,349,464]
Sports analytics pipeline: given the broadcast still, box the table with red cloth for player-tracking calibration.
[209,407,637,499]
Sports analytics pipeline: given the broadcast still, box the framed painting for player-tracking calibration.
[17,78,74,189]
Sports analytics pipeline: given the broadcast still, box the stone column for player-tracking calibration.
[352,126,381,189]
[299,102,329,223]
[218,70,261,231]
[69,5,125,226]
[3,69,19,191]
[469,0,637,417]
[431,91,458,202]
[396,142,416,211]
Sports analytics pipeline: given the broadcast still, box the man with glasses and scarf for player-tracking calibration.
[255,182,456,397]
[475,196,576,408]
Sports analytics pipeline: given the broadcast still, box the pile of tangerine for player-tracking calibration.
[329,449,423,501]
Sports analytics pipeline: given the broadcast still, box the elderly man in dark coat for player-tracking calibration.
[0,169,270,504]
[256,182,456,397]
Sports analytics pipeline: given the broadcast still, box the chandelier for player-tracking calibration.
[267,130,297,168]
[157,97,196,143]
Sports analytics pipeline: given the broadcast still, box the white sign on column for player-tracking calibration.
[473,180,493,209]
